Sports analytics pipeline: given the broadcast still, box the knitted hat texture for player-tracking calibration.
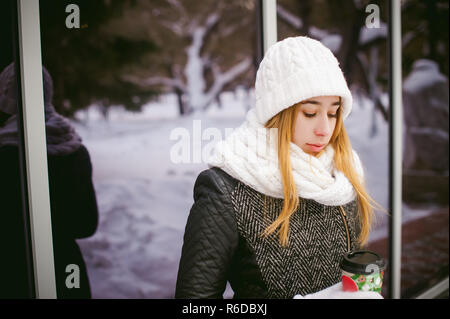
[254,36,353,125]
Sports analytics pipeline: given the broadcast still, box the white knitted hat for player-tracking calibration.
[254,36,353,125]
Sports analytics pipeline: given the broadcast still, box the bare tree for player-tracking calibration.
[121,0,255,115]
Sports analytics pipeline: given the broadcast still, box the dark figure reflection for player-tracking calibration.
[0,62,98,299]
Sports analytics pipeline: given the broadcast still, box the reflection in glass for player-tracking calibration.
[400,0,449,298]
[41,65,99,299]
[0,62,34,298]
[40,0,257,298]
[277,0,390,296]
[0,62,99,298]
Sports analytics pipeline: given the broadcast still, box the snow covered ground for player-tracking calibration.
[72,90,440,298]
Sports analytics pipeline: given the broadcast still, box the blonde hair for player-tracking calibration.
[262,97,384,247]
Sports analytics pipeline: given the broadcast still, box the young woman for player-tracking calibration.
[175,36,382,299]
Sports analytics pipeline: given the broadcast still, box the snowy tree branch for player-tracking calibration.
[122,74,186,91]
[277,4,303,30]
[276,4,331,42]
[184,12,221,108]
[160,20,185,36]
[159,0,189,36]
[201,57,252,110]
[356,52,388,121]
[166,0,183,12]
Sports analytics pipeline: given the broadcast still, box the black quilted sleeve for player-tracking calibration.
[175,168,239,299]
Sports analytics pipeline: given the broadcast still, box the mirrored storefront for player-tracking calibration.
[38,0,258,298]
[277,0,391,296]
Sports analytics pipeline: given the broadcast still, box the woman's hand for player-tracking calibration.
[293,282,383,299]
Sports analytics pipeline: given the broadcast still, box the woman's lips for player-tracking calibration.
[306,143,325,151]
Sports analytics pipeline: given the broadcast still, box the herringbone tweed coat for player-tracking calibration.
[175,167,361,299]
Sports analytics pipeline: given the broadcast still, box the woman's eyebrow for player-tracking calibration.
[301,100,341,106]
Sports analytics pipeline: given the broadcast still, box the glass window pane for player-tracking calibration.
[39,0,257,298]
[277,0,390,297]
[400,0,449,298]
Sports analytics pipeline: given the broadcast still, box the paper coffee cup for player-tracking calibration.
[340,250,385,293]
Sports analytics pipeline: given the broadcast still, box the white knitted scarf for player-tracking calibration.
[207,108,364,206]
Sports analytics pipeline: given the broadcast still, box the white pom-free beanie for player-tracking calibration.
[254,36,353,125]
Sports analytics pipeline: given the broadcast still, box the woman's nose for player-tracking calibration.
[314,116,331,136]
